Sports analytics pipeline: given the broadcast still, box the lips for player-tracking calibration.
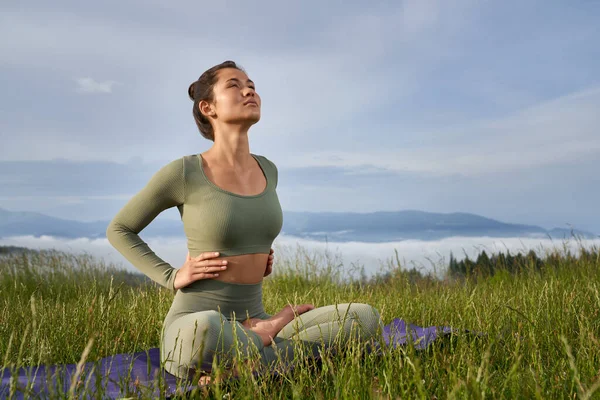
[244,100,258,106]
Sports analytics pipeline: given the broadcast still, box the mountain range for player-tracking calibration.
[0,208,595,242]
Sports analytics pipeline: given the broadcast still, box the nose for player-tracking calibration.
[243,86,255,97]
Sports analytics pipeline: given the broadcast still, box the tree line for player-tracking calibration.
[447,246,599,278]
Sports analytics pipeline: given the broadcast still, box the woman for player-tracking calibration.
[106,61,383,381]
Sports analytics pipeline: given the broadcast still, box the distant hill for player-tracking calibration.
[0,208,595,242]
[282,211,596,242]
[0,245,35,255]
[0,208,183,239]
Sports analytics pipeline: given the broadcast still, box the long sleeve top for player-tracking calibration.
[106,153,283,293]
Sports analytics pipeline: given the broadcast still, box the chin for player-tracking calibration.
[246,113,261,124]
[229,111,261,126]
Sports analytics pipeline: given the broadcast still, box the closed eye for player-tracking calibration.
[226,78,255,90]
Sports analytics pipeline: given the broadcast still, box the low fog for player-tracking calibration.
[2,234,598,279]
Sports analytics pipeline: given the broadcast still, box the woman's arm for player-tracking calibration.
[106,158,185,293]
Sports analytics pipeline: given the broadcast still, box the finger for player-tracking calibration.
[297,305,314,314]
[195,259,228,267]
[301,306,315,314]
[195,265,227,273]
[194,272,220,279]
[186,252,191,261]
[192,267,223,277]
[268,255,274,260]
[293,307,304,316]
[195,251,220,261]
[270,248,274,255]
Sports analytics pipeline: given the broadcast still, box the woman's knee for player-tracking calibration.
[194,310,228,347]
[340,303,383,337]
[162,310,226,374]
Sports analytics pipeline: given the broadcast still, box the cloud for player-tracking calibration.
[2,1,596,175]
[0,1,480,163]
[280,86,600,176]
[74,77,118,94]
[0,160,155,196]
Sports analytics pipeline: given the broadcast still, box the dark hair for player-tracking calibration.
[188,60,245,141]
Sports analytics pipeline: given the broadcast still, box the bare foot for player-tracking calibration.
[242,304,315,346]
[197,371,231,386]
[198,375,212,386]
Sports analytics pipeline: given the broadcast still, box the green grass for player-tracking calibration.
[1,241,600,399]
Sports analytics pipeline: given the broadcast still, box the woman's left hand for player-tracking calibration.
[264,248,274,277]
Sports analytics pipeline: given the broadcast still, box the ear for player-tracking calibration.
[199,100,215,118]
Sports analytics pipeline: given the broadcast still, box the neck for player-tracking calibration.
[206,123,252,166]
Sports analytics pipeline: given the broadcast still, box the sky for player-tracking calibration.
[1,0,599,234]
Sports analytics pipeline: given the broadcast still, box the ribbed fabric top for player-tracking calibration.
[106,153,283,293]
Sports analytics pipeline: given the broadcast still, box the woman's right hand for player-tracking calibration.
[173,251,227,290]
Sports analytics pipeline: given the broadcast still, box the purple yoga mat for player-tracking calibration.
[0,318,456,399]
[0,348,192,399]
[382,318,456,350]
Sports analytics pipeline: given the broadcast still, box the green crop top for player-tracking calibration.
[106,153,284,292]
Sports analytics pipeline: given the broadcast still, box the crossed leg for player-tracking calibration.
[161,303,383,383]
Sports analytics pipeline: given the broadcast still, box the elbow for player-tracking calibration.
[106,218,140,248]
[106,219,125,247]
[105,220,117,246]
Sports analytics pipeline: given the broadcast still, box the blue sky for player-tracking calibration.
[1,0,599,233]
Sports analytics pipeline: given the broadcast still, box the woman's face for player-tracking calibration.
[203,68,261,127]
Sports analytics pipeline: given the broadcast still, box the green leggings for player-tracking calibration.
[160,281,383,378]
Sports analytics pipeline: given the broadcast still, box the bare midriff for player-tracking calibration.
[213,253,270,284]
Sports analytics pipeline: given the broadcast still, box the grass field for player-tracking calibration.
[1,241,599,399]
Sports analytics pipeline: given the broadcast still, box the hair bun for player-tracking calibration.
[188,82,196,101]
